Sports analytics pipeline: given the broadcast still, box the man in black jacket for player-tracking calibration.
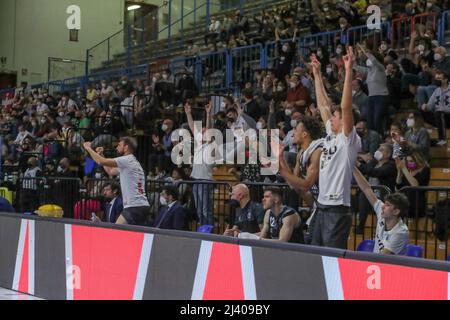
[356,143,397,234]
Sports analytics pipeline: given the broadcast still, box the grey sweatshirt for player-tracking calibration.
[355,53,389,97]
[427,85,450,113]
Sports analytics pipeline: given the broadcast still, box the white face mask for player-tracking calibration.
[285,109,292,116]
[162,74,168,80]
[340,24,346,29]
[57,166,64,173]
[282,46,289,53]
[152,77,157,83]
[352,90,357,96]
[317,51,323,58]
[418,45,425,52]
[336,48,342,55]
[366,59,373,67]
[95,172,102,179]
[277,86,284,92]
[290,120,297,128]
[58,112,64,117]
[374,150,384,161]
[380,44,387,51]
[256,122,263,130]
[160,196,168,206]
[220,101,226,109]
[326,67,333,74]
[289,82,296,89]
[102,83,106,88]
[434,53,442,61]
[406,118,415,128]
[161,124,169,132]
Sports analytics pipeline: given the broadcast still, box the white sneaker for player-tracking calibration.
[437,140,447,146]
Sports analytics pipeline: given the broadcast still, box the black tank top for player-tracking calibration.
[268,206,304,243]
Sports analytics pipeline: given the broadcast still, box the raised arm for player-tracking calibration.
[83,142,118,168]
[341,46,355,137]
[310,54,332,123]
[205,103,212,129]
[353,167,378,207]
[184,103,195,134]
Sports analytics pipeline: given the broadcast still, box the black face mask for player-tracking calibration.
[356,130,365,137]
[227,117,235,123]
[434,80,443,87]
[229,199,240,208]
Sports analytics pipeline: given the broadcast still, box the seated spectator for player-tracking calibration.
[152,185,186,230]
[259,187,304,243]
[356,143,397,233]
[204,17,221,47]
[57,92,77,111]
[224,184,265,236]
[356,119,382,156]
[93,182,123,223]
[56,157,74,178]
[241,88,261,121]
[404,111,430,158]
[352,79,369,117]
[395,149,431,218]
[286,74,311,114]
[421,70,450,146]
[354,168,409,255]
[432,46,450,73]
[20,157,41,213]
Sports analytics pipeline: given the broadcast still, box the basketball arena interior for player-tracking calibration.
[0,0,450,301]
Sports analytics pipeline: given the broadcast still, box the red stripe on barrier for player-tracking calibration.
[71,225,144,300]
[18,222,29,293]
[203,243,244,300]
[338,258,448,300]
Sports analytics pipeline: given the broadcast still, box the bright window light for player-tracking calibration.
[127,5,141,11]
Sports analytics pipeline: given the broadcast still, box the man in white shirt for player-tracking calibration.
[353,168,409,255]
[83,137,150,225]
[310,47,362,249]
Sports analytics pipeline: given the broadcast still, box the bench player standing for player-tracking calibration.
[310,47,362,249]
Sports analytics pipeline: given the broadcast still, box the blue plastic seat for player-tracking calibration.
[357,240,375,252]
[406,244,424,258]
[197,225,214,234]
[447,254,450,262]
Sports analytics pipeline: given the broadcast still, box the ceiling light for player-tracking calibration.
[127,5,141,11]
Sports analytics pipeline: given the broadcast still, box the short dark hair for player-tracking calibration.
[436,70,449,80]
[162,185,179,200]
[332,106,360,124]
[242,88,253,99]
[264,187,284,201]
[384,193,409,218]
[103,182,121,196]
[119,136,138,153]
[299,116,323,140]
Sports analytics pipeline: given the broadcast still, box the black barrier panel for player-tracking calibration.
[252,247,329,300]
[0,216,21,289]
[34,220,67,300]
[142,234,202,300]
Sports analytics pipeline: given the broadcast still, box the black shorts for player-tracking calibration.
[121,206,150,226]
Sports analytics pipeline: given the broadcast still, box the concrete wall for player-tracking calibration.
[0,0,220,86]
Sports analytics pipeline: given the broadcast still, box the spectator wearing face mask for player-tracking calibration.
[356,120,382,156]
[432,47,450,74]
[404,111,430,158]
[356,43,389,134]
[286,74,311,114]
[57,92,77,111]
[56,108,70,127]
[35,98,49,115]
[274,27,298,83]
[421,71,450,146]
[20,157,41,213]
[149,119,175,173]
[395,149,430,218]
[352,79,369,117]
[176,70,198,105]
[356,143,397,234]
[241,88,261,121]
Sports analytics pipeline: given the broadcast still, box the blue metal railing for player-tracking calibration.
[438,10,450,45]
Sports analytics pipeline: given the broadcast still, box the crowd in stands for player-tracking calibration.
[1,0,450,255]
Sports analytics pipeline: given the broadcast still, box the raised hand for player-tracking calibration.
[83,142,92,150]
[184,103,192,114]
[95,147,104,155]
[152,134,160,144]
[343,46,354,70]
[205,103,212,114]
[310,54,321,75]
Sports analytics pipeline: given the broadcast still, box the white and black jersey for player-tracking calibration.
[318,120,361,207]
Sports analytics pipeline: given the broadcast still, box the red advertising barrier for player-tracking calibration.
[0,214,449,300]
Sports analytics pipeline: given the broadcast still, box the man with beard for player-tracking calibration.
[83,136,150,225]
